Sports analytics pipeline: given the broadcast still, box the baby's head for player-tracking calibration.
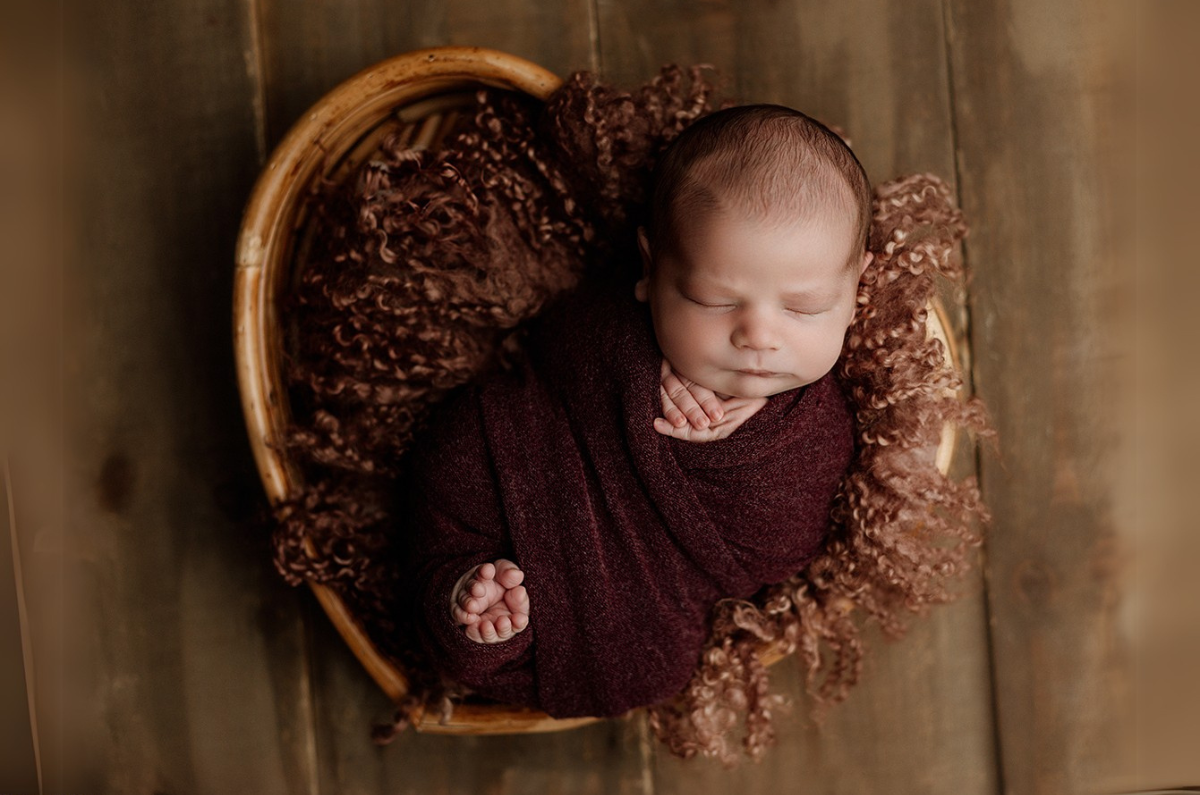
[635,104,873,399]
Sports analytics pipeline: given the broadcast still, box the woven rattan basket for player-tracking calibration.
[234,45,960,735]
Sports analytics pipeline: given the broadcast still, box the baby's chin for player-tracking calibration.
[701,374,809,401]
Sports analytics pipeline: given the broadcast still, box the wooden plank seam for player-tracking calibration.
[5,457,43,795]
[937,0,1008,791]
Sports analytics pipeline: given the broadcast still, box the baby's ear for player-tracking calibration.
[858,250,874,276]
[634,227,652,302]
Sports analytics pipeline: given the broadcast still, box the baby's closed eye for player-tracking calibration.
[785,306,829,316]
[683,293,735,310]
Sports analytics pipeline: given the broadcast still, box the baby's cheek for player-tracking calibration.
[813,329,849,375]
[784,329,834,382]
[659,315,709,364]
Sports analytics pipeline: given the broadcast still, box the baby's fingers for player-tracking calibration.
[658,382,689,428]
[693,390,725,423]
[660,360,725,427]
[662,377,712,429]
[653,416,715,441]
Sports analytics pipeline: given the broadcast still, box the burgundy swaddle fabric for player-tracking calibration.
[400,275,854,718]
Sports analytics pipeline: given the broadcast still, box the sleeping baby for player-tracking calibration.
[399,103,873,718]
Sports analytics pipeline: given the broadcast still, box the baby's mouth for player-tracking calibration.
[735,369,780,377]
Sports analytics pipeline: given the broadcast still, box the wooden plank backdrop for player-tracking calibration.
[68,1,317,793]
[945,2,1135,793]
[45,0,1141,792]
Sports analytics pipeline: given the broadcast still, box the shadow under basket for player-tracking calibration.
[233,45,962,735]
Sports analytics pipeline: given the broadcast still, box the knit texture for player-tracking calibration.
[400,274,854,718]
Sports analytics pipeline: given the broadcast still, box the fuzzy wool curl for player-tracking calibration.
[272,64,990,762]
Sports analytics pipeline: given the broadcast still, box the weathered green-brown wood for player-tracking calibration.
[599,2,997,792]
[309,616,651,795]
[251,2,650,792]
[256,0,599,153]
[254,0,443,152]
[1129,7,1200,790]
[69,0,318,791]
[945,1,1133,792]
[2,1,65,790]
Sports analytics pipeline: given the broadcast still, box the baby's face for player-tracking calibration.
[636,207,871,399]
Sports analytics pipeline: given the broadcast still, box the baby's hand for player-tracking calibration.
[450,559,530,644]
[655,358,768,442]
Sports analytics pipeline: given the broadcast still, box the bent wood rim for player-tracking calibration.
[233,46,965,735]
[234,46,577,733]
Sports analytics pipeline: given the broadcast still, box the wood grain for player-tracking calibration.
[598,2,997,792]
[2,0,65,789]
[308,616,650,795]
[255,0,598,153]
[1129,6,1200,789]
[69,0,317,791]
[945,0,1134,792]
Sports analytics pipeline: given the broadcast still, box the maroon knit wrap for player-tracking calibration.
[400,275,853,718]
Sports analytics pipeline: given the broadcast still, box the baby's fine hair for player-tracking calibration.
[646,104,872,266]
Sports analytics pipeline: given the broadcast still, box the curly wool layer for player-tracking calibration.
[272,65,989,762]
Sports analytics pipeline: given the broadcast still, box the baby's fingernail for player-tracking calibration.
[672,415,686,427]
[712,408,724,420]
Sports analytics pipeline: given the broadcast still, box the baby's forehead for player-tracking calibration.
[659,198,860,283]
[685,158,856,214]
[676,190,860,251]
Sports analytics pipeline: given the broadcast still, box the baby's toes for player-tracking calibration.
[494,561,524,589]
[493,615,513,640]
[477,618,499,643]
[457,585,484,614]
[452,604,479,626]
[504,584,530,616]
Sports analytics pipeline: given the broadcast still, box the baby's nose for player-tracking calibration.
[731,311,782,351]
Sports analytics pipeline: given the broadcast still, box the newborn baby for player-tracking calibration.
[401,103,873,717]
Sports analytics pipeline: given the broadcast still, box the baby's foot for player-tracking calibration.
[450,559,530,644]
